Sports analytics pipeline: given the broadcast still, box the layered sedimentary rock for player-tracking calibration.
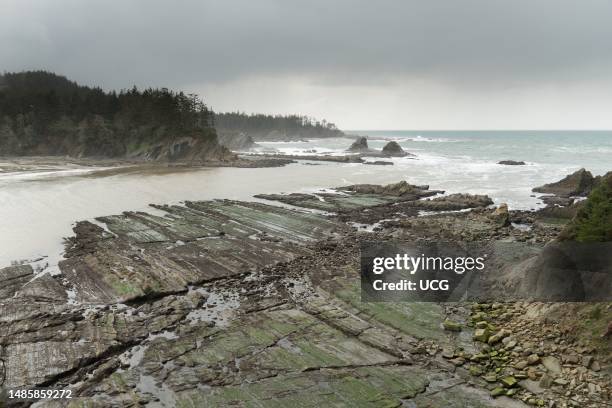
[0,179,609,408]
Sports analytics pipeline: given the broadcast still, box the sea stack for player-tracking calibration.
[346,137,371,152]
[381,141,409,157]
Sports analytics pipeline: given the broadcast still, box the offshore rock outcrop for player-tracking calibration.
[499,160,526,166]
[346,137,372,153]
[251,139,417,164]
[339,180,439,197]
[533,168,595,197]
[364,160,393,165]
[381,141,410,157]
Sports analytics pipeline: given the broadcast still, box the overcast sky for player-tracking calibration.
[2,0,612,130]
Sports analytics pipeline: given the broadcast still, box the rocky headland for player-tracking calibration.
[531,168,612,221]
[0,71,301,170]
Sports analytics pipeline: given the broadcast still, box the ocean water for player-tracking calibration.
[0,130,610,269]
[259,130,612,174]
[256,130,612,208]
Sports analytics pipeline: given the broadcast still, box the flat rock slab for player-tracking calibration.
[176,365,429,407]
[255,192,396,212]
[60,200,340,304]
[255,181,443,213]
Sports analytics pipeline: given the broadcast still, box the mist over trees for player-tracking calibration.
[0,71,215,157]
[215,112,343,140]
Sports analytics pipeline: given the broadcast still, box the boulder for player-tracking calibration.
[490,203,510,227]
[449,357,465,366]
[473,328,490,343]
[442,319,462,332]
[501,376,518,388]
[469,365,484,376]
[519,379,545,395]
[483,374,498,383]
[541,356,562,375]
[539,374,553,389]
[487,330,508,345]
[381,141,409,157]
[514,360,528,370]
[582,355,594,368]
[527,354,541,365]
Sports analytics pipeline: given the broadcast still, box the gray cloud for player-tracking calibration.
[2,0,612,128]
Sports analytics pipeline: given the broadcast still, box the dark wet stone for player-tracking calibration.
[346,137,371,152]
[381,141,410,157]
[498,160,526,166]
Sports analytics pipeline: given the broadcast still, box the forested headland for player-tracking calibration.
[0,71,229,160]
[0,71,345,157]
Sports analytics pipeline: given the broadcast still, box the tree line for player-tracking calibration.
[0,71,215,156]
[215,112,343,138]
[0,71,344,157]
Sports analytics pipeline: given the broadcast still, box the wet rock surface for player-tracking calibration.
[1,179,609,407]
[499,160,526,166]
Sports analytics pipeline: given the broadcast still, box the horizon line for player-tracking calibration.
[344,129,612,132]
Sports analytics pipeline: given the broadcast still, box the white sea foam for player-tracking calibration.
[366,135,461,143]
